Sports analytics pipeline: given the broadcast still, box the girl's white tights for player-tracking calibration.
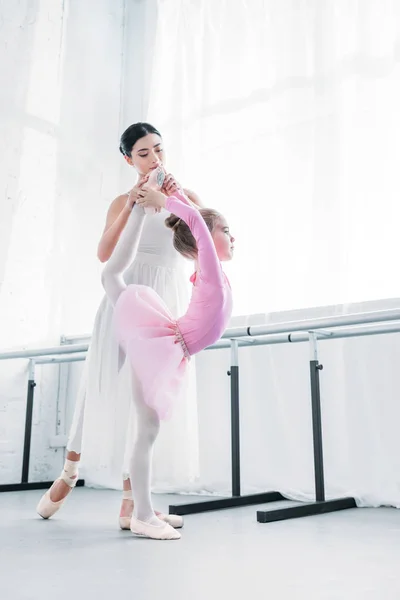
[129,373,164,526]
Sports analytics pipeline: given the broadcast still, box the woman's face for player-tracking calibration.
[125,133,165,176]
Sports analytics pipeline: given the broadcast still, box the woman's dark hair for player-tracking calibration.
[119,122,162,157]
[165,209,222,260]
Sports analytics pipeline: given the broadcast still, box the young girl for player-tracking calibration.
[101,187,234,540]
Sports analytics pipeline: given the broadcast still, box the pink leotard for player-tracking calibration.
[166,194,232,355]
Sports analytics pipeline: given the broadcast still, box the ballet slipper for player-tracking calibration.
[119,512,184,530]
[119,489,183,530]
[130,516,181,540]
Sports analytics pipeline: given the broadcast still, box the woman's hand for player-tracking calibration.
[126,173,150,210]
[137,189,167,211]
[162,173,182,196]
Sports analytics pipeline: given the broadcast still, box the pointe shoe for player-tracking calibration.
[37,460,79,519]
[119,490,184,530]
[130,516,181,540]
[119,516,132,530]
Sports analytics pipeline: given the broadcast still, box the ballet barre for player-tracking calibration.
[0,347,87,492]
[221,307,400,339]
[1,307,400,517]
[62,307,400,346]
[169,313,400,522]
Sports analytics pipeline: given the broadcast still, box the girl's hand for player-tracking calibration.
[162,173,181,196]
[137,189,167,210]
[126,173,150,210]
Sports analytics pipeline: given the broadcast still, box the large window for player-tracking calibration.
[146,0,400,316]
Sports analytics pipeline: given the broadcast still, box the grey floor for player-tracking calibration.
[1,488,400,599]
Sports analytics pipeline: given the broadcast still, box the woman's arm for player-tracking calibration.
[98,175,150,262]
[97,195,130,263]
[183,188,203,208]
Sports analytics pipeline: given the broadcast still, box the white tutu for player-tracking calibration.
[68,210,199,491]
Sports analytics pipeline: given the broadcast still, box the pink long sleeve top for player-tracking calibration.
[165,194,233,355]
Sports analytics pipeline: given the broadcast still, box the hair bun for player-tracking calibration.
[165,214,181,230]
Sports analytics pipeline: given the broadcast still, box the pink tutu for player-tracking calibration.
[113,284,190,420]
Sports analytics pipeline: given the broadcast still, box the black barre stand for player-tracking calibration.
[169,339,284,516]
[257,331,356,523]
[169,332,357,521]
[0,359,85,492]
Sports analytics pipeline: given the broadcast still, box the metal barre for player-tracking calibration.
[0,343,88,361]
[209,321,400,350]
[170,315,400,519]
[64,308,400,344]
[35,354,87,365]
[2,321,399,364]
[2,307,400,361]
[2,307,400,512]
[221,307,400,339]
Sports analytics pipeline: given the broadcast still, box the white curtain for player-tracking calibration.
[0,0,125,346]
[0,0,125,483]
[146,0,400,317]
[143,0,400,506]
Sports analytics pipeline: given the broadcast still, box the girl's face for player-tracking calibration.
[124,133,165,176]
[212,216,235,261]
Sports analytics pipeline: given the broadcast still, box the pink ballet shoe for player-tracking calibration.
[37,460,79,519]
[130,516,181,540]
[119,489,183,530]
[119,512,183,530]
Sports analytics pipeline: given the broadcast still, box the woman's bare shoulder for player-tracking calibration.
[103,193,128,229]
[183,188,202,207]
[109,193,128,211]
